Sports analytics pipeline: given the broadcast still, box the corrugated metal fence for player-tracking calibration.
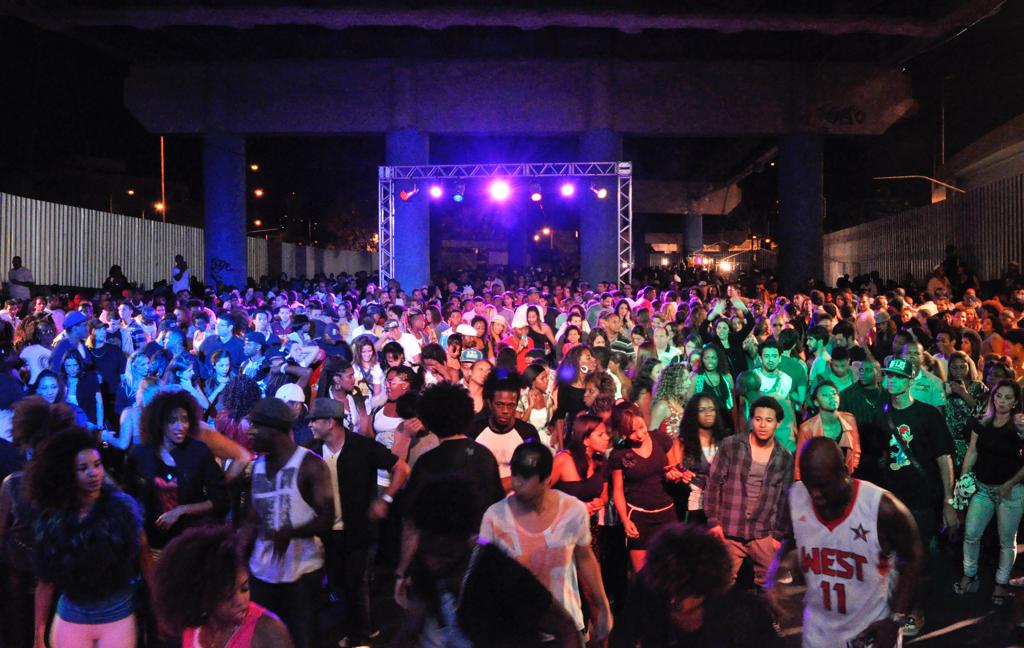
[1,192,375,290]
[823,174,1024,285]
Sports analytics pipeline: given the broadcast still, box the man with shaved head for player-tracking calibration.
[768,438,924,647]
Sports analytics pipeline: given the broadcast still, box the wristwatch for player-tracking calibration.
[888,612,912,626]
[381,493,394,504]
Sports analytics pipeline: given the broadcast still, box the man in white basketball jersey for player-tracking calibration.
[768,438,924,648]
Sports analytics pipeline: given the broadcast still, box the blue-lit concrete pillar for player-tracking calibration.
[203,134,248,289]
[777,134,824,292]
[580,129,621,287]
[684,214,703,255]
[386,129,430,290]
[508,231,528,270]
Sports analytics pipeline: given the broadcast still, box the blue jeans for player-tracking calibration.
[963,482,1024,584]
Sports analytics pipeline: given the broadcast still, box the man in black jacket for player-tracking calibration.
[306,397,410,648]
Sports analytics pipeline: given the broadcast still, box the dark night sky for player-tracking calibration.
[2,3,1023,245]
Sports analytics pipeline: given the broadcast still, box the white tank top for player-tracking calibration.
[249,446,325,583]
[790,479,895,648]
[372,407,404,488]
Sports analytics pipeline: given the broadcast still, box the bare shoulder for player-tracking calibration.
[253,610,295,648]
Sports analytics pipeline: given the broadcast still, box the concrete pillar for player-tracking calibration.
[579,129,621,287]
[203,134,248,289]
[777,134,824,292]
[507,231,528,270]
[386,129,430,290]
[684,213,703,255]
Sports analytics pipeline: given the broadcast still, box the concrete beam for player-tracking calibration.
[16,4,1005,38]
[634,180,742,216]
[124,58,913,137]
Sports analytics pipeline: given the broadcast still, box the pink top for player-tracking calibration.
[182,602,267,648]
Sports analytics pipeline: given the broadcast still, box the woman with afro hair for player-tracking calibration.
[154,525,293,648]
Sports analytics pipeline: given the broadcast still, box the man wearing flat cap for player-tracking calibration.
[306,397,410,647]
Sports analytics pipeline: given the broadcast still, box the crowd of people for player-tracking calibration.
[3,252,1024,647]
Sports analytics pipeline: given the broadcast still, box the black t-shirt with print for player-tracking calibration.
[870,401,953,509]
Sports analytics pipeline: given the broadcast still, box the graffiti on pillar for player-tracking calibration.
[807,103,866,130]
[209,256,234,288]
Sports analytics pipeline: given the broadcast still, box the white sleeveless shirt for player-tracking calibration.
[790,479,895,648]
[249,446,325,584]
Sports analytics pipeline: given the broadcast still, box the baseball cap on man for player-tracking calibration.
[460,348,484,363]
[63,311,88,330]
[384,319,401,331]
[244,331,267,347]
[882,357,915,378]
[274,383,306,403]
[455,324,478,337]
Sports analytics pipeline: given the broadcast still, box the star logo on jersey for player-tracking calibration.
[851,524,871,542]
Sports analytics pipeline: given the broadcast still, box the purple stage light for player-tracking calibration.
[489,180,511,201]
[429,185,443,199]
[560,182,575,197]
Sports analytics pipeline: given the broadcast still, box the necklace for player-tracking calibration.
[199,619,242,648]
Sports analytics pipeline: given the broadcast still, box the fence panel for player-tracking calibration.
[1,192,375,291]
[824,175,1024,286]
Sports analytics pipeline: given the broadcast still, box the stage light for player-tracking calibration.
[428,185,443,199]
[560,183,575,197]
[253,219,263,227]
[489,180,511,201]
[661,258,669,266]
[126,189,135,196]
[154,202,165,211]
[541,227,551,236]
[590,184,608,200]
[453,184,465,202]
[720,260,733,273]
[253,188,265,198]
[534,234,541,242]
[399,185,419,202]
[530,184,542,202]
[250,164,260,172]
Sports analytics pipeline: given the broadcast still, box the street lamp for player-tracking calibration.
[154,202,165,212]
[253,188,265,198]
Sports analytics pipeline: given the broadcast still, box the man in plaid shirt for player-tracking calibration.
[705,395,794,588]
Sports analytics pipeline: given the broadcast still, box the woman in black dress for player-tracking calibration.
[610,401,682,573]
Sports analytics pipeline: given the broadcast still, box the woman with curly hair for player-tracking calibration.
[154,525,293,648]
[28,427,153,647]
[676,394,729,525]
[124,389,228,555]
[213,375,264,451]
[0,398,73,648]
[649,363,690,440]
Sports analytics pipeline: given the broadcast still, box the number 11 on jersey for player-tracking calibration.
[820,580,847,614]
